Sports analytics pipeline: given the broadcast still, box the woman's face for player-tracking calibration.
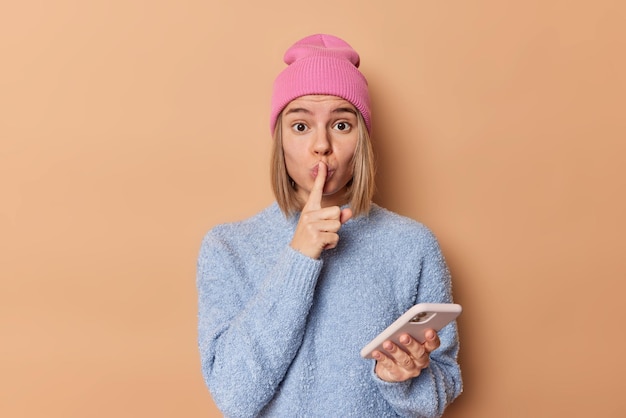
[281,95,359,208]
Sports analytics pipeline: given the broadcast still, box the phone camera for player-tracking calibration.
[410,312,431,323]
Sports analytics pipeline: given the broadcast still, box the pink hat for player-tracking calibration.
[270,34,371,134]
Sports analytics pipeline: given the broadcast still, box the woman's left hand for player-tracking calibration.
[372,329,440,382]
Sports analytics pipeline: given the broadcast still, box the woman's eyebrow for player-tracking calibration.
[332,107,357,115]
[284,107,311,116]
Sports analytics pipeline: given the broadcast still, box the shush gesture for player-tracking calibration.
[198,33,463,416]
[290,162,353,259]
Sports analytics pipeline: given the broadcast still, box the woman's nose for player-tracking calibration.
[312,129,332,156]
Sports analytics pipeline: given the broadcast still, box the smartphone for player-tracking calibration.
[360,303,462,359]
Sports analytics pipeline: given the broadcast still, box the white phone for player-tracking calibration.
[360,303,462,359]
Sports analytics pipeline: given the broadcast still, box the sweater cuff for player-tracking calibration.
[273,246,324,298]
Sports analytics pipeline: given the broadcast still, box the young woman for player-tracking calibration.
[197,34,462,417]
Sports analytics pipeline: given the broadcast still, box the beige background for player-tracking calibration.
[2,1,625,417]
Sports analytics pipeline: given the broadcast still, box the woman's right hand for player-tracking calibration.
[290,162,352,259]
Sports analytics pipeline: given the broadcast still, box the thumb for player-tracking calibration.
[340,207,353,224]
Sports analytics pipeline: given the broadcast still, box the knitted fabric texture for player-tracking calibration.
[197,203,462,417]
[270,34,371,134]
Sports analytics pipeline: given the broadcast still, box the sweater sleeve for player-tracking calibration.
[373,228,463,418]
[197,228,323,418]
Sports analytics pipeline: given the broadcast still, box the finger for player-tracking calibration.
[302,211,342,232]
[398,334,421,357]
[304,162,327,211]
[340,207,353,224]
[373,345,421,383]
[398,334,430,369]
[316,227,341,249]
[384,339,419,371]
[322,233,340,250]
[373,356,402,382]
[372,350,395,371]
[423,329,441,353]
[399,334,425,356]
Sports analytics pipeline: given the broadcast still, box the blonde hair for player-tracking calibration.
[270,111,375,218]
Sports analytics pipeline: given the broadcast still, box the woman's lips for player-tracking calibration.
[311,163,335,180]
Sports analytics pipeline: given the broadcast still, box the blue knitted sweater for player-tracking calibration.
[197,203,462,417]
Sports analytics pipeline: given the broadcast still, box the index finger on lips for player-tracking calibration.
[304,161,326,211]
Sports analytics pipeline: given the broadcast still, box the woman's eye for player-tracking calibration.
[292,123,307,132]
[334,121,351,131]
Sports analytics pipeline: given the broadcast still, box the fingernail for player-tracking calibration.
[400,335,410,345]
